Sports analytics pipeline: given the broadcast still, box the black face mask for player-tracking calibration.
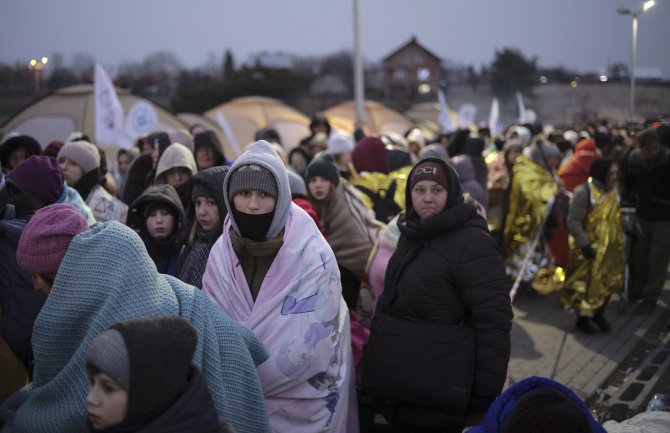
[232,208,275,242]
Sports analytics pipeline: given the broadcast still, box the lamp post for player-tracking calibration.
[28,57,48,92]
[617,0,655,119]
[353,0,365,130]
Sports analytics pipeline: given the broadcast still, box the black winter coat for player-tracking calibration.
[385,158,513,427]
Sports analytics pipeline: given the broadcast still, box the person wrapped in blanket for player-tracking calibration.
[0,203,271,433]
[503,138,567,294]
[202,140,355,433]
[561,158,625,334]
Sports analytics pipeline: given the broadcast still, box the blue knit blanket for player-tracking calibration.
[0,221,271,433]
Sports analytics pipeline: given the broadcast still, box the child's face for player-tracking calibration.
[86,372,128,429]
[194,196,221,231]
[146,208,175,240]
[164,167,192,189]
[308,176,332,201]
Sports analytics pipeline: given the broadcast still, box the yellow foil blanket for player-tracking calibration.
[503,156,564,294]
[561,182,625,316]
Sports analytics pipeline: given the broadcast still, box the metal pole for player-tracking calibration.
[353,0,365,130]
[630,14,638,119]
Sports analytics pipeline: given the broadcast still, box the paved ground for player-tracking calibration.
[508,275,670,421]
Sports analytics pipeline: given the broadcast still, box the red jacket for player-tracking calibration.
[292,197,324,234]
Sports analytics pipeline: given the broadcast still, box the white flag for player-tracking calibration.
[125,99,158,137]
[457,103,477,129]
[437,88,454,132]
[215,111,242,158]
[489,97,501,136]
[516,91,530,124]
[94,63,124,147]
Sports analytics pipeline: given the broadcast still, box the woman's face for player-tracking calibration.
[233,190,277,214]
[58,156,84,185]
[411,180,448,220]
[308,176,332,201]
[194,196,221,231]
[146,208,175,240]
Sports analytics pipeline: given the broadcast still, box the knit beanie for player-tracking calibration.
[228,164,278,200]
[16,203,89,274]
[327,132,354,155]
[418,143,449,162]
[501,388,591,433]
[287,169,307,197]
[305,154,339,186]
[113,316,198,421]
[42,140,64,158]
[410,160,450,191]
[57,140,101,174]
[6,156,64,206]
[352,136,390,174]
[85,329,130,390]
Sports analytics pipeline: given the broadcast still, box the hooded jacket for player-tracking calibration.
[222,140,291,242]
[128,184,186,275]
[468,376,606,433]
[385,158,512,425]
[155,143,198,211]
[176,166,229,288]
[558,139,600,193]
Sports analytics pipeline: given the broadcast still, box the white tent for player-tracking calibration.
[204,96,310,151]
[2,84,187,151]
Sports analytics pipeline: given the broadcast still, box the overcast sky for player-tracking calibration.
[1,0,668,78]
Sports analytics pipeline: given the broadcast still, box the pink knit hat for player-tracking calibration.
[16,203,89,274]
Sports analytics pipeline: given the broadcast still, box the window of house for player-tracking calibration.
[394,68,409,81]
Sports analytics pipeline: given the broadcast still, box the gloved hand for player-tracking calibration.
[581,245,596,259]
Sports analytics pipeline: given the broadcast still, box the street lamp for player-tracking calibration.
[28,57,48,92]
[617,0,655,119]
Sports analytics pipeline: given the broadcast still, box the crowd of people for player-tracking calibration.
[0,112,669,432]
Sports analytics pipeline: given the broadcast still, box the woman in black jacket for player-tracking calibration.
[382,158,513,432]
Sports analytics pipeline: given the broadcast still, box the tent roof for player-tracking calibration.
[2,84,187,151]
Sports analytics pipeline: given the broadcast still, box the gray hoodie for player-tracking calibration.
[223,140,291,241]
